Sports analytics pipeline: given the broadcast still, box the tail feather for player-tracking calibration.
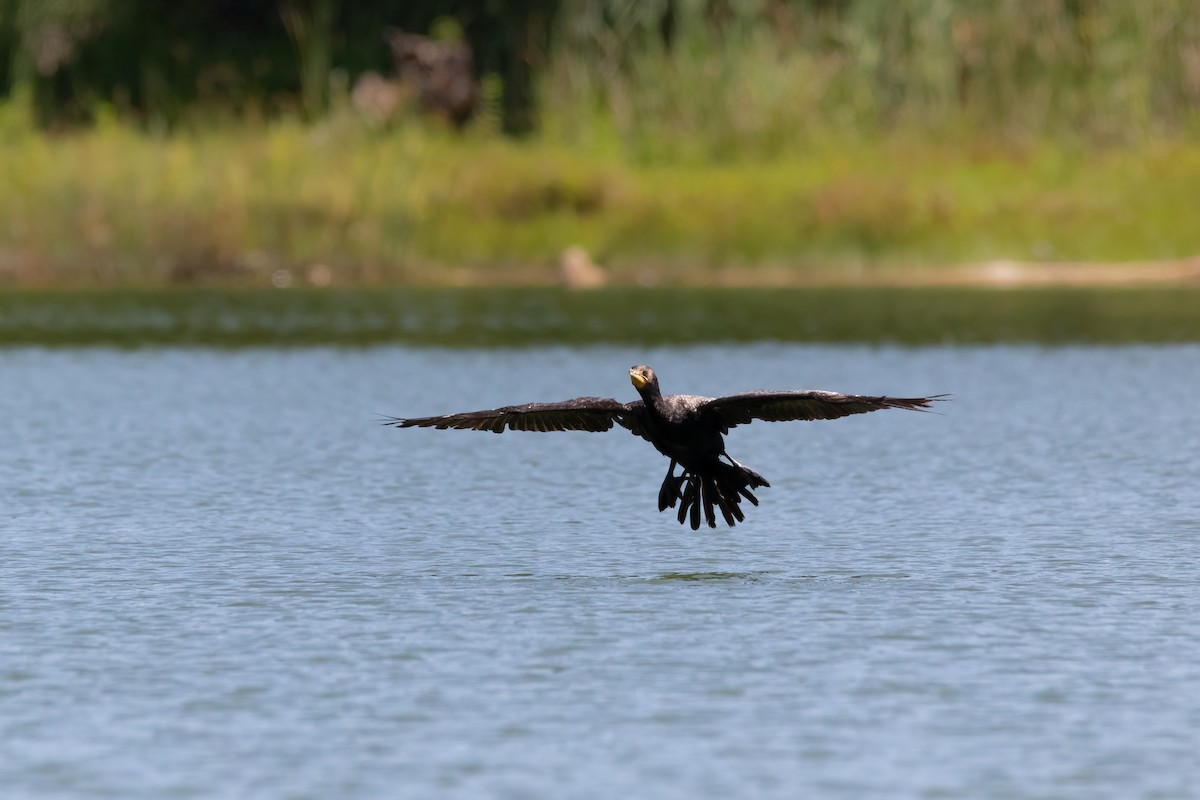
[677,479,696,526]
[658,460,685,512]
[658,459,770,530]
[708,476,739,527]
[700,477,717,529]
[725,457,770,489]
[688,481,701,530]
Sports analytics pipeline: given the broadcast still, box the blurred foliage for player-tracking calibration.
[1,0,1199,144]
[2,1,1199,285]
[2,115,1199,286]
[0,0,551,132]
[545,0,1200,156]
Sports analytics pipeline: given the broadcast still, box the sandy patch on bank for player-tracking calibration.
[695,257,1200,288]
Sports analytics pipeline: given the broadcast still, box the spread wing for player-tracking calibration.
[699,390,946,431]
[383,396,647,435]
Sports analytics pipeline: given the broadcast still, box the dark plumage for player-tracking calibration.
[384,365,946,530]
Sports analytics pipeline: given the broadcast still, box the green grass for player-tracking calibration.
[2,101,1200,287]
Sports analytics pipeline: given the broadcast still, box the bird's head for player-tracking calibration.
[629,365,659,394]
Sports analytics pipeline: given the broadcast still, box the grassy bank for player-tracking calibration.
[3,107,1200,287]
[5,287,1200,346]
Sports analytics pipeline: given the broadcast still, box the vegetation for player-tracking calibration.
[2,1,1199,287]
[4,112,1200,287]
[5,286,1200,346]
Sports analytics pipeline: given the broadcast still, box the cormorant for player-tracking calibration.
[385,365,944,530]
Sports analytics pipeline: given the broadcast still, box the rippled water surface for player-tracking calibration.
[4,345,1200,798]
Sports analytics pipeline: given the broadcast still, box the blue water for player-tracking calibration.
[3,345,1199,798]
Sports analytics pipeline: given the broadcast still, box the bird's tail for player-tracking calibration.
[659,459,770,530]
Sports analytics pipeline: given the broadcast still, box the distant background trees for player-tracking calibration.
[0,0,563,133]
[1,0,1198,143]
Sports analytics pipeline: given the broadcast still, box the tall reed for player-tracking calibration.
[542,0,1200,160]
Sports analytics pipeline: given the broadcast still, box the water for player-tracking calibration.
[3,344,1199,798]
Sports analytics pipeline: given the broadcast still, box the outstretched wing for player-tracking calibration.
[699,390,946,431]
[383,396,641,434]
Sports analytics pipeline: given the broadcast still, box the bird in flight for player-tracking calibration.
[384,365,945,530]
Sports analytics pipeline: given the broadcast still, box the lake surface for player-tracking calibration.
[4,344,1200,798]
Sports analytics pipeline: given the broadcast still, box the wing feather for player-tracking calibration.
[699,390,947,430]
[383,396,640,434]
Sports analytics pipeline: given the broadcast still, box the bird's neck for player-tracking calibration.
[638,386,666,414]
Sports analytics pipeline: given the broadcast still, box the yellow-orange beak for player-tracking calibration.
[630,368,648,390]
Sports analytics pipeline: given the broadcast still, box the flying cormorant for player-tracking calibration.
[385,366,944,530]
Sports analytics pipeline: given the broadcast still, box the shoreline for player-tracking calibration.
[5,258,1200,292]
[310,256,1200,290]
[5,283,1200,347]
[704,258,1200,289]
